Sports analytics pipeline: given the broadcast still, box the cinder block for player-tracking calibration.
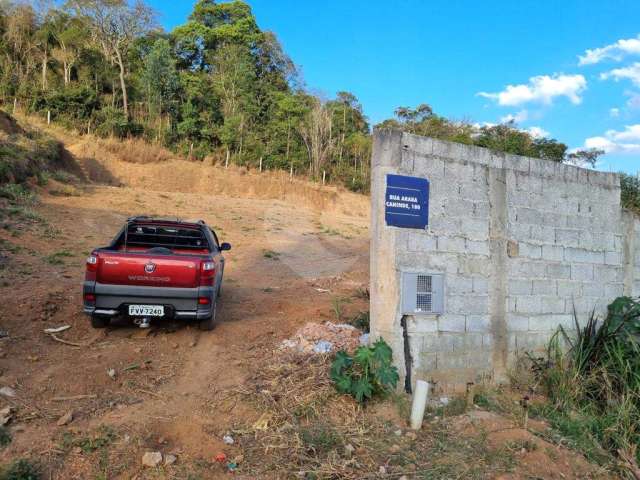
[509,279,533,295]
[564,247,604,264]
[516,207,541,225]
[472,276,489,294]
[448,275,473,294]
[555,228,581,247]
[437,235,467,253]
[447,295,489,315]
[557,280,583,297]
[422,333,454,353]
[542,245,564,262]
[529,225,557,243]
[532,279,557,295]
[605,251,622,266]
[465,220,490,240]
[546,263,571,279]
[594,265,624,283]
[450,333,484,351]
[438,315,466,333]
[519,242,542,260]
[508,260,547,278]
[467,240,490,256]
[515,295,542,314]
[571,264,594,281]
[507,315,529,332]
[466,315,491,332]
[406,316,438,334]
[406,234,437,252]
[582,282,604,297]
[605,283,624,299]
[541,296,566,314]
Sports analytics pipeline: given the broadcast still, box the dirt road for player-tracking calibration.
[0,171,370,478]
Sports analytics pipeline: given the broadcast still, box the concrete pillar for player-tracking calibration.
[488,167,508,382]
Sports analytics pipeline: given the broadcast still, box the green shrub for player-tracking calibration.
[0,459,40,480]
[330,338,399,403]
[530,296,640,467]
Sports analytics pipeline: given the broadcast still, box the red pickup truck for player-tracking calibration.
[83,217,230,331]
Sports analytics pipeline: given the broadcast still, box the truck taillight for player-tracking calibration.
[199,261,215,286]
[86,254,98,271]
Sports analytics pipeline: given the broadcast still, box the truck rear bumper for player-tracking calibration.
[83,282,215,320]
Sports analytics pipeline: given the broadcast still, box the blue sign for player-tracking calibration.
[385,174,429,229]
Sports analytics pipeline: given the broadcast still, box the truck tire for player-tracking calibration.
[91,314,110,328]
[198,300,217,331]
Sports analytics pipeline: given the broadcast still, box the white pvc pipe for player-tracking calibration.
[410,380,429,430]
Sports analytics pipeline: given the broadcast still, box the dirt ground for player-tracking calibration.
[0,125,617,479]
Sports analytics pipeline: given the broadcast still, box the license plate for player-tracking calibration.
[128,305,164,317]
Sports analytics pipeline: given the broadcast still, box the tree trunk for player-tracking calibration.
[115,49,129,119]
[41,48,47,91]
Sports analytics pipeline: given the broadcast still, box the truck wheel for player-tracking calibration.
[91,315,110,328]
[198,300,217,331]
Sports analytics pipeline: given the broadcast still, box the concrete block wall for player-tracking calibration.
[370,130,639,392]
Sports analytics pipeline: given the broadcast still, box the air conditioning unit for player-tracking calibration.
[401,272,444,315]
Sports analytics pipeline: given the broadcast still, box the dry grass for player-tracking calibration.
[225,350,520,479]
[97,137,178,164]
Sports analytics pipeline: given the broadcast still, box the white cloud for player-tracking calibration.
[478,74,587,106]
[610,107,620,117]
[526,126,549,139]
[500,110,528,123]
[583,124,640,154]
[579,35,640,65]
[600,62,640,86]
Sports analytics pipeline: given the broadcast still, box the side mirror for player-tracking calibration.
[220,242,232,251]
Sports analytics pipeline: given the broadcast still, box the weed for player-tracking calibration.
[330,338,399,403]
[59,425,116,454]
[350,310,370,332]
[331,297,344,321]
[505,439,538,453]
[353,287,370,300]
[262,250,280,259]
[42,226,61,239]
[45,250,73,265]
[526,296,640,470]
[0,459,40,480]
[50,171,77,183]
[0,239,20,254]
[0,184,36,206]
[0,426,11,447]
[299,424,343,456]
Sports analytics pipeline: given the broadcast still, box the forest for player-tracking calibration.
[0,0,601,192]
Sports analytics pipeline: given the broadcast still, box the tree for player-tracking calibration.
[66,0,155,118]
[141,38,179,118]
[299,98,334,177]
[566,148,605,168]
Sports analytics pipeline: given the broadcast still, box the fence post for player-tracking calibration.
[225,149,230,168]
[290,165,293,181]
[322,170,326,185]
[189,143,194,161]
[47,111,51,125]
[13,98,17,114]
[259,156,263,172]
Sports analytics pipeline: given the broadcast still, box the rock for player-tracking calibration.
[379,466,387,474]
[405,431,417,440]
[56,411,74,426]
[394,429,402,436]
[399,476,408,480]
[164,454,177,466]
[344,444,355,458]
[142,451,163,468]
[107,368,116,380]
[0,406,13,425]
[222,434,234,445]
[0,387,16,398]
[389,444,401,454]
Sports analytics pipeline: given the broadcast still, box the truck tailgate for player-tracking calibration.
[97,252,200,288]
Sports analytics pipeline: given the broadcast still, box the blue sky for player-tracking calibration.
[149,0,640,173]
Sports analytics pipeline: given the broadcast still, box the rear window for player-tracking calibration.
[122,224,210,250]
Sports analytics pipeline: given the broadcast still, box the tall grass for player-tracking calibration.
[530,297,640,472]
